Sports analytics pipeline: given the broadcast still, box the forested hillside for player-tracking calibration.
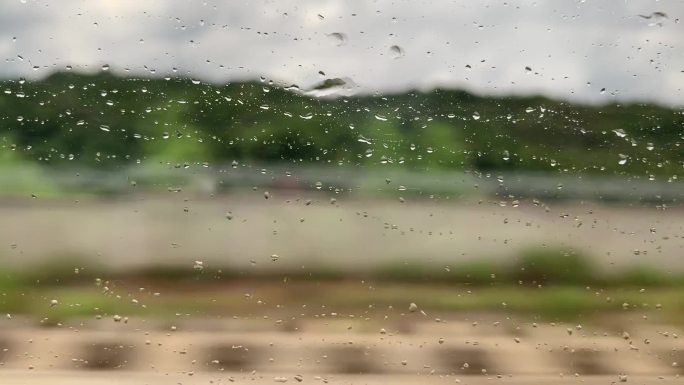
[1,72,681,177]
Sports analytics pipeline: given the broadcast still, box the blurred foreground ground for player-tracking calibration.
[0,315,682,383]
[1,373,680,385]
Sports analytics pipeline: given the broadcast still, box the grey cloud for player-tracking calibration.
[0,0,682,106]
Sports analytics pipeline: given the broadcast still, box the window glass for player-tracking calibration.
[0,1,682,383]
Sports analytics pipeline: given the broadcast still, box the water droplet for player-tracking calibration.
[472,112,480,120]
[327,32,347,46]
[357,135,372,145]
[618,154,629,165]
[389,45,404,59]
[613,129,627,138]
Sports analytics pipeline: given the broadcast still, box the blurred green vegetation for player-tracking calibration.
[511,248,596,285]
[0,72,681,176]
[1,278,682,324]
[1,248,682,289]
[1,247,683,322]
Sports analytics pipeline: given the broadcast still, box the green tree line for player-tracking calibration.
[0,72,682,176]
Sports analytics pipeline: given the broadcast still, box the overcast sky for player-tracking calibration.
[1,0,683,106]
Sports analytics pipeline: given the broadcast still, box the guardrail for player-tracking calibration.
[1,164,682,203]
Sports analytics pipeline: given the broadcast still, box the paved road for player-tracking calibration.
[1,196,682,272]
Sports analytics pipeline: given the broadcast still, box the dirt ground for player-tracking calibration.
[0,317,682,383]
[0,372,681,385]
